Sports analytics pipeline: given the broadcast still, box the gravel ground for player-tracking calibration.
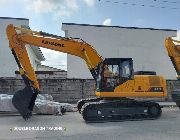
[0,107,179,140]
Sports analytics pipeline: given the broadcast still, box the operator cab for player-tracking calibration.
[96,58,134,92]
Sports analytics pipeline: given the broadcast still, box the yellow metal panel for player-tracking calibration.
[97,75,167,98]
[96,91,166,97]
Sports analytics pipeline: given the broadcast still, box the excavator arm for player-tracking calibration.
[165,37,180,108]
[6,24,103,120]
[165,37,180,79]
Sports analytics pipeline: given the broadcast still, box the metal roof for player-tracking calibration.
[62,23,176,32]
[0,17,29,21]
[38,64,66,72]
[31,46,45,61]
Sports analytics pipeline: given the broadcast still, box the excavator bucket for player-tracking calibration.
[12,86,38,120]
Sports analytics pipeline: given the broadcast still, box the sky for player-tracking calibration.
[0,0,180,70]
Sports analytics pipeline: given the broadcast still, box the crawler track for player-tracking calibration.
[79,98,162,123]
[77,97,103,113]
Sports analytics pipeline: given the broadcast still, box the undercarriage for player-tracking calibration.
[77,97,162,123]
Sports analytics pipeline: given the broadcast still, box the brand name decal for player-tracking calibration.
[42,40,64,47]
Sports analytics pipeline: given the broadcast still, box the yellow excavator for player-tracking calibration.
[165,37,180,108]
[6,24,167,122]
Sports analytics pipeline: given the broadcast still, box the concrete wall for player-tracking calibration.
[0,17,44,77]
[0,78,179,103]
[0,78,94,103]
[62,23,177,79]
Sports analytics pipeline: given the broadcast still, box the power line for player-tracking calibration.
[160,0,179,4]
[99,0,179,3]
[152,0,179,4]
[98,0,180,10]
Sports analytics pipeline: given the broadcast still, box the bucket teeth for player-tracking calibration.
[23,111,32,121]
[12,86,38,120]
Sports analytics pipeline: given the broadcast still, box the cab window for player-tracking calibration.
[121,61,131,78]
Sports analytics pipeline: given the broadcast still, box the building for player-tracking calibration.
[62,23,177,79]
[0,17,45,77]
[15,64,67,79]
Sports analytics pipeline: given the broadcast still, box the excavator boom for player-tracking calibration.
[6,24,103,120]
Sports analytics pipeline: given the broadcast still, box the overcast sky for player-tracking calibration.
[0,0,180,70]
